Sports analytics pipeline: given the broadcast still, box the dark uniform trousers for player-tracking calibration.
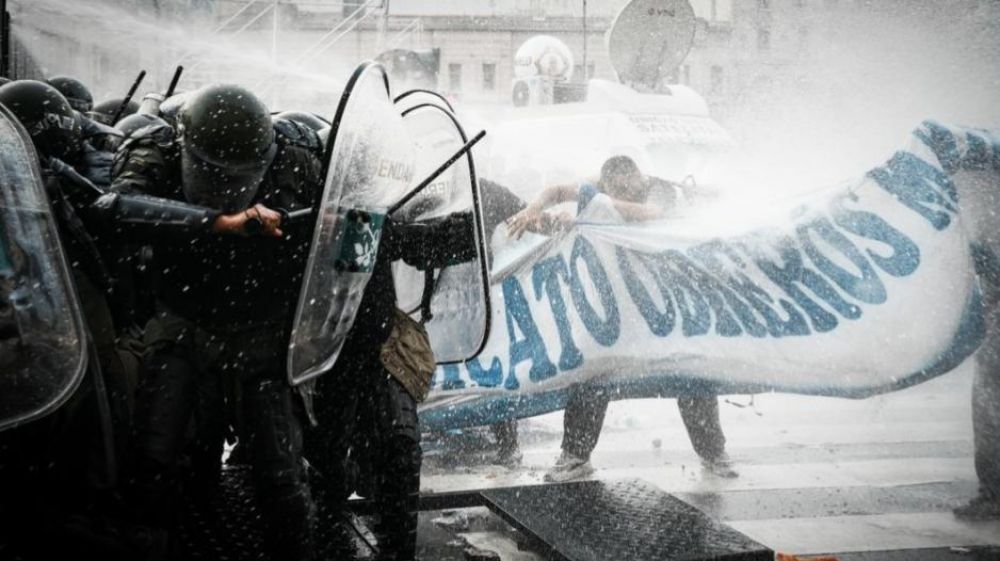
[132,306,315,560]
[563,387,726,463]
[305,351,422,561]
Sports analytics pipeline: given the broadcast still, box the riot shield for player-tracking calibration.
[392,101,492,363]
[0,103,88,432]
[393,88,455,114]
[288,62,417,385]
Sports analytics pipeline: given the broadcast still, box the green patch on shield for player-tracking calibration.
[333,209,386,273]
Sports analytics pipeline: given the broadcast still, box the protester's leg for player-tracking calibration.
[678,395,738,478]
[242,376,316,561]
[544,386,609,482]
[677,395,726,462]
[372,377,422,561]
[562,386,611,460]
[491,419,521,466]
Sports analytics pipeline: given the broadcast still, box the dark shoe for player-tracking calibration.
[954,494,1000,520]
[701,454,739,479]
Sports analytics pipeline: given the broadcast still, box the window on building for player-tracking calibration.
[573,63,595,81]
[449,63,462,92]
[482,63,496,91]
[710,65,723,94]
[757,29,771,50]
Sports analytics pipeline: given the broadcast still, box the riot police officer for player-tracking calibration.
[111,84,323,560]
[0,80,286,559]
[306,208,478,560]
[0,78,157,559]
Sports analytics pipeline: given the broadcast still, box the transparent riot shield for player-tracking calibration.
[392,100,492,363]
[288,62,417,385]
[393,89,455,114]
[0,104,88,432]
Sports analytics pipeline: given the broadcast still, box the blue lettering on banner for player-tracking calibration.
[440,364,465,390]
[830,197,920,277]
[467,356,504,387]
[689,242,785,337]
[669,248,752,337]
[661,251,712,336]
[427,123,1000,404]
[503,276,556,386]
[869,152,957,230]
[744,234,860,332]
[532,255,584,370]
[916,121,962,174]
[616,248,676,337]
[567,237,620,346]
[797,217,886,305]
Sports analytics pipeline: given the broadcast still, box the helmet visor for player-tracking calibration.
[179,140,276,212]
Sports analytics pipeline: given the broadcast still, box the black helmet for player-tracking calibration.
[0,80,83,161]
[176,84,276,211]
[90,97,139,126]
[47,76,94,113]
[275,110,327,132]
[116,112,170,139]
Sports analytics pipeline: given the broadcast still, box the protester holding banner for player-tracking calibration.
[504,155,738,482]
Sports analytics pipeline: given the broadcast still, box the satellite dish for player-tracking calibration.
[607,0,696,90]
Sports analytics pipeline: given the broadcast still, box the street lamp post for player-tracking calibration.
[582,0,588,81]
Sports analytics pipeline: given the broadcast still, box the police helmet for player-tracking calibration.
[47,76,94,113]
[0,80,83,161]
[176,84,276,211]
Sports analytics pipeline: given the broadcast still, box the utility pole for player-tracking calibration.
[379,0,391,53]
[582,0,588,82]
[271,0,279,66]
[271,0,279,108]
[1,0,9,79]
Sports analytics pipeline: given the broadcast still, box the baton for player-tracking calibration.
[165,65,184,98]
[387,129,487,216]
[110,69,146,124]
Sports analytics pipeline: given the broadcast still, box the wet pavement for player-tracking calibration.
[420,360,1000,560]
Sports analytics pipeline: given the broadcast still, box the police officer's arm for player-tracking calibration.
[107,141,283,237]
[382,212,478,270]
